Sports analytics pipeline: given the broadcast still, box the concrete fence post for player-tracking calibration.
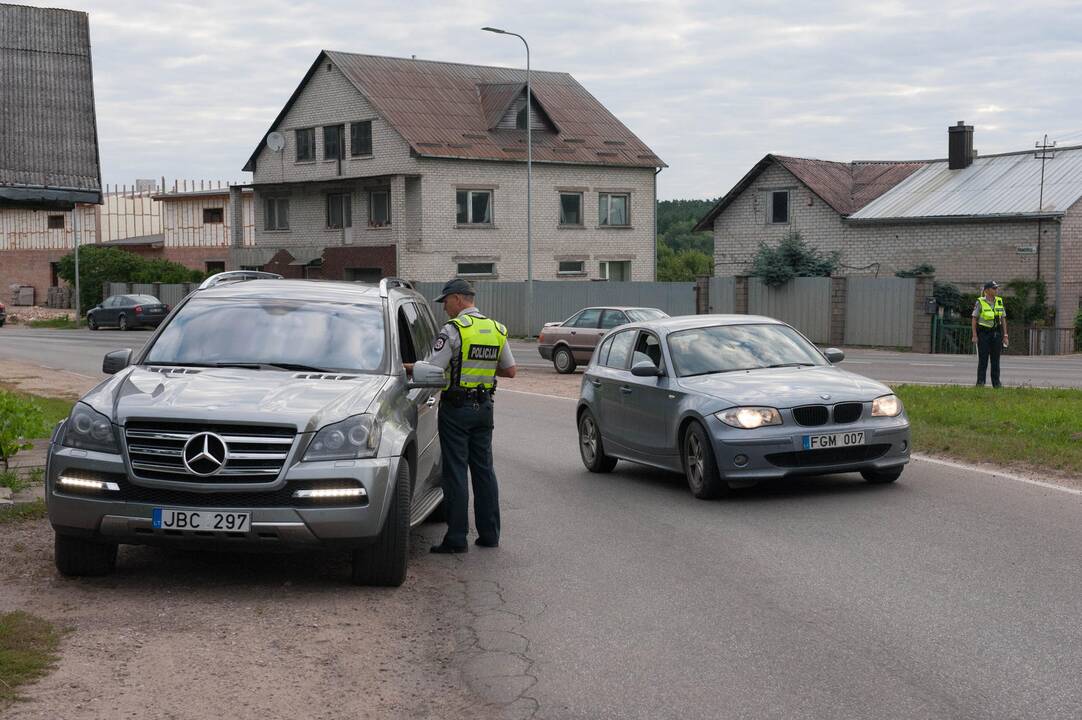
[695,275,710,314]
[912,276,934,353]
[830,277,847,347]
[735,276,749,315]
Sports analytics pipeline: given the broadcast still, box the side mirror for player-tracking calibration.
[408,360,446,389]
[823,348,845,364]
[630,359,662,377]
[102,348,133,375]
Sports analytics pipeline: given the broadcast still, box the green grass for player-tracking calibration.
[25,317,78,329]
[0,499,47,525]
[0,388,72,431]
[0,471,28,494]
[0,611,61,705]
[895,385,1082,475]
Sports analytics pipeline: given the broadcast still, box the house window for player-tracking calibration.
[558,260,585,275]
[203,207,224,224]
[369,190,390,227]
[295,128,315,162]
[206,261,225,274]
[265,198,289,230]
[598,193,629,226]
[326,193,352,229]
[456,190,493,225]
[559,193,582,225]
[240,265,264,272]
[47,214,65,229]
[457,262,495,277]
[304,260,323,280]
[324,125,344,160]
[599,260,631,281]
[768,190,790,224]
[351,121,373,156]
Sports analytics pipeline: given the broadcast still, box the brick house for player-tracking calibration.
[238,51,665,282]
[696,123,1082,330]
[0,3,102,303]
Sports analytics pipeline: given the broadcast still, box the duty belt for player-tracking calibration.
[442,387,495,404]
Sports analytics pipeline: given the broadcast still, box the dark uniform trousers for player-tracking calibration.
[439,398,500,547]
[976,327,1003,387]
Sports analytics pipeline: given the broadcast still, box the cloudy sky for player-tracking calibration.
[23,0,1082,199]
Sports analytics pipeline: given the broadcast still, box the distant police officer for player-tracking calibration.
[971,280,1008,388]
[426,278,516,553]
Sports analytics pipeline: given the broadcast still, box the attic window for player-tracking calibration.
[47,214,65,229]
[768,190,790,224]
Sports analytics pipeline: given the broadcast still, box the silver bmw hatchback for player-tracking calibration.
[576,315,910,498]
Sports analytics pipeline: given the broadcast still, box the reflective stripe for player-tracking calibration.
[977,297,1005,328]
[450,312,506,389]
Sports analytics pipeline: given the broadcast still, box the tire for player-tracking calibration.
[578,409,618,473]
[682,422,728,499]
[553,346,577,374]
[351,457,411,587]
[118,314,129,331]
[54,533,117,577]
[861,468,903,484]
[87,315,98,331]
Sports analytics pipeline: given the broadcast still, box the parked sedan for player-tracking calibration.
[87,294,170,331]
[0,301,6,327]
[576,315,910,498]
[538,306,668,373]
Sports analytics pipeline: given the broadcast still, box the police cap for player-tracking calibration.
[434,277,476,303]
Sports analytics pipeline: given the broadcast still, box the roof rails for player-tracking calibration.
[198,270,284,291]
[378,277,415,297]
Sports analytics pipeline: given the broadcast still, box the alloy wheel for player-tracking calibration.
[580,415,598,464]
[685,431,705,491]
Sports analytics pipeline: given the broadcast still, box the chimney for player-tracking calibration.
[948,121,974,170]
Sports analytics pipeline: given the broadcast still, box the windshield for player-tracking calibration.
[626,308,669,322]
[143,298,386,373]
[667,323,827,377]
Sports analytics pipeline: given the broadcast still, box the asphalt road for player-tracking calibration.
[3,327,1082,388]
[434,388,1082,719]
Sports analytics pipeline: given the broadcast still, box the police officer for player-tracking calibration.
[971,280,1008,388]
[425,278,515,553]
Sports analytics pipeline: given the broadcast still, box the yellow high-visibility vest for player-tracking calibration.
[977,296,1005,328]
[447,314,507,389]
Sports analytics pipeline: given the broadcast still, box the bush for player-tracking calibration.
[933,282,968,317]
[750,231,838,287]
[56,246,204,315]
[895,263,936,278]
[657,241,713,281]
[0,391,50,472]
[1075,310,1082,352]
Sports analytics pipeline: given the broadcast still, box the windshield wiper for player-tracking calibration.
[762,362,815,369]
[145,361,262,370]
[261,362,335,373]
[681,368,744,377]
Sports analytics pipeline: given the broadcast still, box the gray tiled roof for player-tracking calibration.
[0,3,102,205]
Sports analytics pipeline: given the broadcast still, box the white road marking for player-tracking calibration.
[502,388,576,402]
[912,454,1082,497]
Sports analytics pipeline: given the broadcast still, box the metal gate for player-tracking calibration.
[931,317,975,355]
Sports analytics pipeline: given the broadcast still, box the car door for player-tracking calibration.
[590,328,636,451]
[400,301,440,494]
[101,296,119,325]
[568,308,604,363]
[621,330,680,459]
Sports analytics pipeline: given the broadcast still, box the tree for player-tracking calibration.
[750,231,838,287]
[56,247,204,315]
[657,241,713,281]
[654,199,717,281]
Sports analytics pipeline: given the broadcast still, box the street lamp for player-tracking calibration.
[482,26,533,335]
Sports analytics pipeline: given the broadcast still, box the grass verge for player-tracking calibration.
[0,500,47,525]
[26,317,78,329]
[0,387,71,432]
[895,385,1082,476]
[0,611,61,706]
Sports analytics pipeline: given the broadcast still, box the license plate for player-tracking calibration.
[152,508,250,533]
[802,431,865,450]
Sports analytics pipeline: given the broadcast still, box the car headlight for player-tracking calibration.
[716,407,782,429]
[61,403,119,454]
[303,414,381,461]
[872,394,903,417]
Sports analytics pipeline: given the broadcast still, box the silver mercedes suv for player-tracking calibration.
[45,272,447,586]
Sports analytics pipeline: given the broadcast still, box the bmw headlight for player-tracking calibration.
[303,415,381,461]
[872,394,903,417]
[61,403,119,453]
[716,407,782,429]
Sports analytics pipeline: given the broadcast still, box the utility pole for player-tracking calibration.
[73,204,82,326]
[1035,135,1059,351]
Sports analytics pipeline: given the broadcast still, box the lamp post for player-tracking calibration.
[482,26,532,335]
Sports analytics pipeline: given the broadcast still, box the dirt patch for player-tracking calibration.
[0,519,493,719]
[4,308,74,325]
[0,360,95,400]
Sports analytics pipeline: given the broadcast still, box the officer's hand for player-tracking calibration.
[403,363,414,376]
[971,335,977,344]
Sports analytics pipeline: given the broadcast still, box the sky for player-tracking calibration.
[21,0,1082,199]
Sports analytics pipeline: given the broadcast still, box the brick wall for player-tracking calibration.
[713,160,1081,328]
[0,248,69,304]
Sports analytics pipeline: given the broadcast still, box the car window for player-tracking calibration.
[573,308,601,328]
[603,330,635,369]
[131,295,161,305]
[595,335,614,366]
[599,310,628,330]
[631,331,663,369]
[402,302,433,362]
[626,308,669,322]
[563,310,583,327]
[667,323,827,377]
[102,297,116,308]
[144,298,386,373]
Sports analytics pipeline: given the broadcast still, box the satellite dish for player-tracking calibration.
[266,132,285,152]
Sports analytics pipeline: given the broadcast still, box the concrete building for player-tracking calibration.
[696,123,1082,330]
[238,51,665,282]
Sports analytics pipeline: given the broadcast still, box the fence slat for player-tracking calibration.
[748,278,831,343]
[845,277,915,347]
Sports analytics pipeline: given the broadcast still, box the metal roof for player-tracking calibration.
[0,3,102,205]
[244,51,664,173]
[849,146,1082,221]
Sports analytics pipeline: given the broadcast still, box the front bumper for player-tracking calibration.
[705,414,911,486]
[46,443,400,549]
[537,345,553,360]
